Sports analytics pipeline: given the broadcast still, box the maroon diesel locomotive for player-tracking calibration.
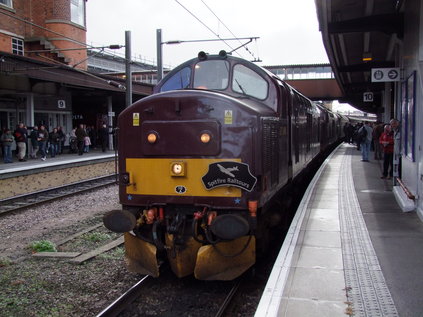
[103,51,345,280]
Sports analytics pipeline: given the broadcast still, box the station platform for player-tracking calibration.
[256,143,423,317]
[0,149,116,200]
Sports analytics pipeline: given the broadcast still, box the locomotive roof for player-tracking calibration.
[153,51,280,112]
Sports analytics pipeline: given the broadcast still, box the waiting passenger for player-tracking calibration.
[49,128,60,158]
[379,124,394,179]
[75,124,87,156]
[14,122,28,162]
[83,135,91,153]
[1,128,14,163]
[29,126,39,159]
[358,121,373,162]
[37,125,49,161]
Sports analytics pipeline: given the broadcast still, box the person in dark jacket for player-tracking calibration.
[49,128,60,157]
[29,126,39,159]
[379,124,394,179]
[1,128,14,163]
[57,126,65,154]
[98,124,109,152]
[37,125,49,161]
[75,124,87,155]
[14,122,28,161]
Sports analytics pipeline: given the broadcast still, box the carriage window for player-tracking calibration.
[232,64,268,100]
[193,60,229,90]
[160,67,191,92]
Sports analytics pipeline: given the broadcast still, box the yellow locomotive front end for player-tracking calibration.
[114,157,257,280]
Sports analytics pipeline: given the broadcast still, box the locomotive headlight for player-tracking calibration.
[170,162,186,176]
[200,132,211,143]
[147,132,158,144]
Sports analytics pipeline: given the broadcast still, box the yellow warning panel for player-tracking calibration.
[125,158,242,197]
[224,110,233,124]
[133,113,140,126]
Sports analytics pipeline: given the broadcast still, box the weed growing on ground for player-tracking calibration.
[0,257,12,267]
[98,246,125,260]
[30,240,57,253]
[82,231,111,242]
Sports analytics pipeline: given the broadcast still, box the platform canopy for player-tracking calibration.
[315,0,403,113]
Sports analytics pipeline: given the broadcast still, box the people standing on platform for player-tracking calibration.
[14,122,28,162]
[390,118,401,179]
[69,127,77,153]
[99,124,109,152]
[88,125,97,149]
[29,126,39,159]
[75,124,87,156]
[358,121,373,162]
[354,122,363,150]
[57,126,65,154]
[372,121,384,160]
[379,124,394,179]
[37,125,49,161]
[49,128,60,158]
[83,134,91,153]
[1,128,14,163]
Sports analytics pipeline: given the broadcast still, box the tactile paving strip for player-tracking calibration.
[338,147,399,317]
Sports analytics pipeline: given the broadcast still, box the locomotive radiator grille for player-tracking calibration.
[263,120,280,186]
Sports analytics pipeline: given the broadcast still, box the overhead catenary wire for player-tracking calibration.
[173,0,243,58]
[199,0,259,61]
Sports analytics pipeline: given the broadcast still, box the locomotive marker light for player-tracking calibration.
[147,131,158,144]
[200,132,211,143]
[170,161,186,176]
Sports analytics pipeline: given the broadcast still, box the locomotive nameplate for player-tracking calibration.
[202,161,257,192]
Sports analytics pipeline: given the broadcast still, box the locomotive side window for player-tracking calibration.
[193,60,229,90]
[232,64,268,100]
[160,67,191,92]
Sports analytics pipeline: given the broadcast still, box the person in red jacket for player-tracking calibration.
[379,124,394,179]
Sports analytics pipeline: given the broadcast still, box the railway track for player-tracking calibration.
[95,274,242,317]
[0,174,117,216]
[96,276,150,317]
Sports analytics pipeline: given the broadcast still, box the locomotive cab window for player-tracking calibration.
[193,60,229,90]
[160,67,191,92]
[232,64,268,100]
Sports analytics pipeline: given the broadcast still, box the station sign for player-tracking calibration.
[57,100,66,109]
[363,92,373,102]
[371,68,400,82]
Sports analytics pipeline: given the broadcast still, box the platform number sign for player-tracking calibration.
[58,100,66,109]
[363,92,373,102]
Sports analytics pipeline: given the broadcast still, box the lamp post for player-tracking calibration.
[156,28,259,83]
[125,30,132,108]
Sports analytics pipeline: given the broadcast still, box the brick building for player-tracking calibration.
[0,0,87,69]
[0,0,152,143]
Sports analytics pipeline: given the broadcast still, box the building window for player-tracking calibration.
[0,0,13,8]
[71,0,85,26]
[12,38,24,55]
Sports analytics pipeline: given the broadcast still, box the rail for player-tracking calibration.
[214,278,242,317]
[0,175,117,216]
[396,177,416,200]
[96,276,150,317]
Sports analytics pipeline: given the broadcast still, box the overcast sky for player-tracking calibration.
[86,0,329,68]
